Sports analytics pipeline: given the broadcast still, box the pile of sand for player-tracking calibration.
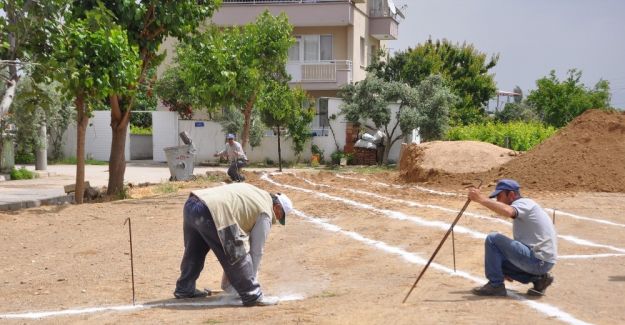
[400,109,625,192]
[493,109,625,192]
[399,141,517,182]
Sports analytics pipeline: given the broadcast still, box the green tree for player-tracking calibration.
[154,67,194,119]
[369,39,499,125]
[0,0,67,164]
[257,81,314,170]
[407,75,456,141]
[526,69,611,127]
[52,6,140,203]
[9,78,74,162]
[175,10,294,149]
[69,0,221,195]
[340,75,418,164]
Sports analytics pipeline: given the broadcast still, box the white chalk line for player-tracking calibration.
[262,174,485,239]
[0,294,304,320]
[292,208,592,325]
[286,173,625,255]
[334,173,625,229]
[335,173,458,196]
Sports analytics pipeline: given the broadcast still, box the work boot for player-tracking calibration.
[472,282,507,296]
[244,295,279,307]
[174,288,210,299]
[527,273,554,296]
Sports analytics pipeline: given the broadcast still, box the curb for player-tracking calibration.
[0,194,75,212]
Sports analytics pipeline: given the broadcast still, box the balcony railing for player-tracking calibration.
[287,60,352,84]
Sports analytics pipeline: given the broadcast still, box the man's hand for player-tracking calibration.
[468,187,487,203]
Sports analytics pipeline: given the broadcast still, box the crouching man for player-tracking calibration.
[469,179,557,297]
[173,183,293,306]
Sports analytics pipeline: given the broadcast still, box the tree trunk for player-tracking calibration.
[107,95,130,196]
[0,78,18,118]
[75,96,88,204]
[277,127,282,172]
[382,138,391,165]
[241,99,254,150]
[35,121,47,170]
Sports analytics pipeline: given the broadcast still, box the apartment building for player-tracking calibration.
[210,0,404,134]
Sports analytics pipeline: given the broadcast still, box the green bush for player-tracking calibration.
[10,167,36,180]
[444,121,557,151]
[130,125,152,135]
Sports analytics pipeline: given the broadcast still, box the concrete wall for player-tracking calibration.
[62,111,130,161]
[130,135,153,160]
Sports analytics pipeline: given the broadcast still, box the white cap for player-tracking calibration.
[276,193,293,225]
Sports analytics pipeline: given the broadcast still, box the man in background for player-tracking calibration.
[215,133,248,182]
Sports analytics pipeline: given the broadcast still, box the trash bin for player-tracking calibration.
[164,144,197,181]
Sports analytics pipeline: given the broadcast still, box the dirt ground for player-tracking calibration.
[1,170,624,324]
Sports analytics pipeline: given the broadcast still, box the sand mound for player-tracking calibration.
[494,109,625,192]
[402,109,625,193]
[399,141,516,182]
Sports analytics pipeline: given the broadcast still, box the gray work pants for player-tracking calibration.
[174,195,262,305]
[227,159,247,182]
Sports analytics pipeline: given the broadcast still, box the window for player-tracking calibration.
[303,35,319,61]
[320,35,333,60]
[289,35,333,62]
[312,98,330,136]
[288,37,301,61]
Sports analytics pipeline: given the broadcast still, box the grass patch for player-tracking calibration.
[51,157,108,165]
[330,165,396,174]
[318,291,338,298]
[155,182,183,194]
[10,167,37,180]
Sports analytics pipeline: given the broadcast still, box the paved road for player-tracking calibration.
[0,161,242,211]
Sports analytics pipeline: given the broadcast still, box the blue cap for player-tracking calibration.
[489,179,521,198]
[226,133,235,139]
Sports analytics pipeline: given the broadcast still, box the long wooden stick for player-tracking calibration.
[124,217,136,305]
[402,198,472,303]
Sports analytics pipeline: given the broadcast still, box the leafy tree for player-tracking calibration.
[0,0,67,163]
[154,67,194,119]
[257,81,314,170]
[69,0,221,195]
[340,75,418,164]
[52,6,140,203]
[495,102,539,123]
[407,75,456,141]
[214,106,265,149]
[9,78,74,163]
[369,39,499,125]
[526,69,611,127]
[175,10,294,149]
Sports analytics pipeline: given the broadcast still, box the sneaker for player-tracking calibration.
[244,295,279,307]
[174,288,209,299]
[527,273,554,296]
[472,283,507,296]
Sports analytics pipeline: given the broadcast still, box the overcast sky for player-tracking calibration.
[388,0,625,109]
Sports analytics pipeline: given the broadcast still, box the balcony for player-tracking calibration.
[214,0,354,27]
[286,60,353,90]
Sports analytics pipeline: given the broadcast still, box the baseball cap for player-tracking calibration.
[489,179,521,198]
[226,133,235,139]
[275,193,293,225]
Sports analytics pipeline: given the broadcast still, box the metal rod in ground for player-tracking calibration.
[402,195,475,303]
[552,209,556,225]
[124,217,136,305]
[452,230,456,272]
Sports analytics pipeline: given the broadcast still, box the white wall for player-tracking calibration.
[152,111,179,162]
[62,111,130,161]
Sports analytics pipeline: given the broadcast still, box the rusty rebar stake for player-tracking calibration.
[124,217,136,305]
[552,209,556,225]
[402,179,482,303]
